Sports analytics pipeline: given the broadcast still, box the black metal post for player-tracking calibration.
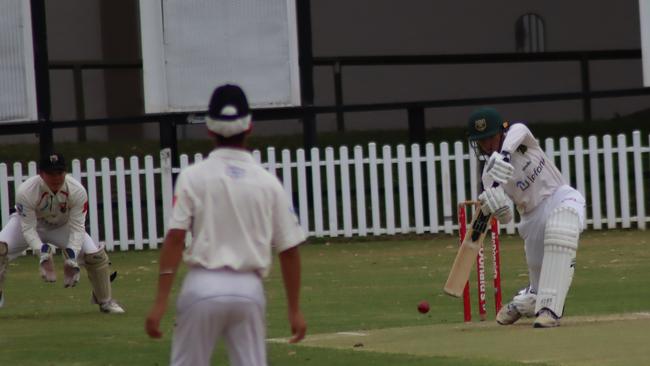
[334,62,345,132]
[408,107,426,146]
[580,56,592,122]
[159,116,179,168]
[296,0,317,150]
[31,0,53,156]
[73,66,87,141]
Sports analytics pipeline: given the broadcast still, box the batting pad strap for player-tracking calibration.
[84,250,112,304]
[535,207,580,317]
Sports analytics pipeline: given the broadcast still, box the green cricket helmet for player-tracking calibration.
[467,107,507,141]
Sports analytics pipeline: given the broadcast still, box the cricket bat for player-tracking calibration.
[443,208,493,297]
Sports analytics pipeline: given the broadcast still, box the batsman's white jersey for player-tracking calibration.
[169,148,305,277]
[14,175,89,253]
[482,123,566,215]
[168,148,305,366]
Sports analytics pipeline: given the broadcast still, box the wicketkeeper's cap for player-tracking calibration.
[467,107,507,141]
[206,84,252,137]
[39,152,66,172]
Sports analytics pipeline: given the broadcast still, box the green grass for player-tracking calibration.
[0,229,648,365]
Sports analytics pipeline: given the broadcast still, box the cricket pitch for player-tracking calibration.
[270,312,650,366]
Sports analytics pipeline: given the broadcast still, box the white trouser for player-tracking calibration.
[517,185,586,292]
[171,267,266,366]
[0,213,102,260]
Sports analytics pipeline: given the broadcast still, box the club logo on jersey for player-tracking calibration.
[226,165,245,179]
[516,144,528,154]
[59,202,67,213]
[474,118,487,132]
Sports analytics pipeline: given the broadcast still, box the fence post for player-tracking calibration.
[310,148,324,237]
[632,131,646,229]
[617,134,631,228]
[353,146,367,236]
[160,148,173,234]
[0,164,9,226]
[101,158,114,251]
[115,157,129,250]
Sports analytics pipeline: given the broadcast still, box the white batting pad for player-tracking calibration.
[535,206,580,317]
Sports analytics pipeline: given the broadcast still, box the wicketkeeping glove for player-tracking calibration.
[63,247,81,288]
[486,151,514,184]
[39,244,56,283]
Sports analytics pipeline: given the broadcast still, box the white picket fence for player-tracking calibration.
[0,131,648,251]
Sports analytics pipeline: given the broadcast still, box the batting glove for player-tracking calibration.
[494,205,513,225]
[479,186,510,213]
[486,151,514,184]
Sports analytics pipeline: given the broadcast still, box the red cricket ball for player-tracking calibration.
[417,300,430,314]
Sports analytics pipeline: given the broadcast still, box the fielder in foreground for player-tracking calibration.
[467,107,586,328]
[145,84,307,366]
[0,153,125,313]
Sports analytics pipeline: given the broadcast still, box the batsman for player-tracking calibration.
[467,107,586,328]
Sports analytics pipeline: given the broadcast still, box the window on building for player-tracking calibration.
[515,13,546,52]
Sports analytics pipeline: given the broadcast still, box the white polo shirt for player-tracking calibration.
[168,148,306,277]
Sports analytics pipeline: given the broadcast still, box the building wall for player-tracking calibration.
[1,0,646,144]
[308,0,646,133]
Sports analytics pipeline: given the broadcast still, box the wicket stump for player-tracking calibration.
[457,201,502,322]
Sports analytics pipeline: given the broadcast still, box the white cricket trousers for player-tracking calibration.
[517,185,586,292]
[171,267,266,366]
[0,213,102,259]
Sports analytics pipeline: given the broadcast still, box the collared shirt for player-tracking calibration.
[15,175,89,252]
[482,123,567,214]
[169,148,305,277]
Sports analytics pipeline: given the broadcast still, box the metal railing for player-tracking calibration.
[2,50,650,162]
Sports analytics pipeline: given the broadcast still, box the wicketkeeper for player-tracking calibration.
[467,107,586,328]
[0,152,124,314]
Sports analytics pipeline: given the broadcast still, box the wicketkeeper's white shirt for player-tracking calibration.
[482,123,567,214]
[15,175,88,253]
[168,148,306,277]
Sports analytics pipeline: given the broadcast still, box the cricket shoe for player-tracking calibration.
[99,299,125,314]
[533,308,560,328]
[496,287,537,325]
[496,303,521,325]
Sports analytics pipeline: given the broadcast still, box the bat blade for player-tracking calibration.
[443,210,492,297]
